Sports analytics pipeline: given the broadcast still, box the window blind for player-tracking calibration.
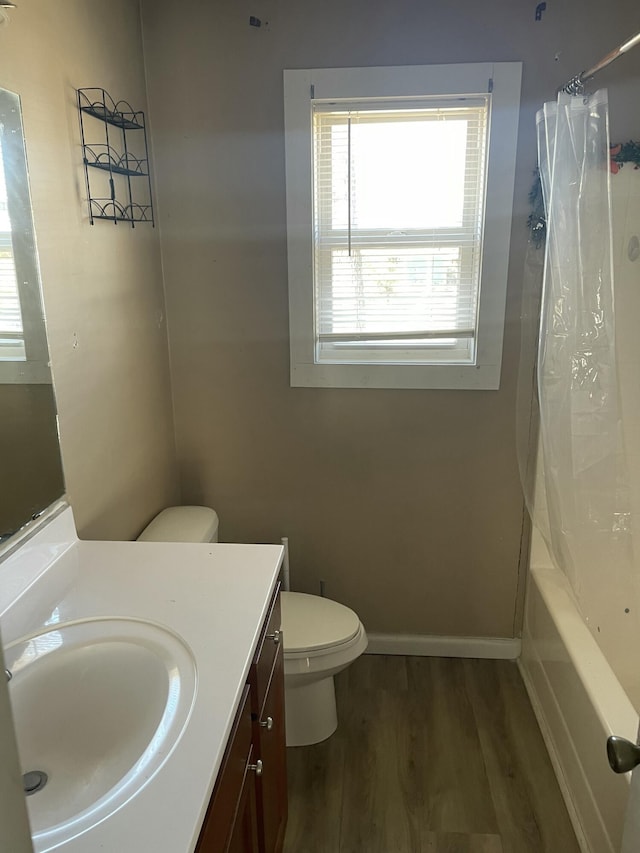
[312,98,489,365]
[0,147,25,360]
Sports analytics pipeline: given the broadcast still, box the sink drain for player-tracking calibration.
[23,770,48,795]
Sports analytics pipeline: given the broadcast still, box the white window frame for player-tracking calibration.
[283,62,522,390]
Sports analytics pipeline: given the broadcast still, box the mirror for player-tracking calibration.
[0,87,64,541]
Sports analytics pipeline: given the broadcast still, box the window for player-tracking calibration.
[0,153,26,362]
[0,89,50,384]
[284,63,522,390]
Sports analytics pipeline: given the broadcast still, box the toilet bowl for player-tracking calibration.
[282,591,368,747]
[138,507,368,747]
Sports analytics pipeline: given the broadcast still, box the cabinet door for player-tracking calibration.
[227,746,260,853]
[252,587,281,717]
[196,686,255,853]
[255,644,288,853]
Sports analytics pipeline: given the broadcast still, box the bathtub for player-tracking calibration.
[520,530,639,853]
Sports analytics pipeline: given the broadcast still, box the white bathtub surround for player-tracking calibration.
[0,504,283,853]
[366,633,521,659]
[520,532,638,853]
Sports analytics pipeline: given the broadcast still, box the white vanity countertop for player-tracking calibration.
[0,505,283,853]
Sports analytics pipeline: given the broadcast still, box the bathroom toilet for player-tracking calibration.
[137,505,220,543]
[281,590,368,746]
[138,506,368,747]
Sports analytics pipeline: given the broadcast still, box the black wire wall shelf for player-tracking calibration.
[89,199,154,223]
[80,98,144,130]
[83,145,148,177]
[78,88,154,227]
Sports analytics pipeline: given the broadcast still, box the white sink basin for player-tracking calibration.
[4,618,197,851]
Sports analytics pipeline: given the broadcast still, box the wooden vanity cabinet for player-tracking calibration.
[195,686,259,853]
[250,592,288,853]
[226,744,260,853]
[195,586,287,853]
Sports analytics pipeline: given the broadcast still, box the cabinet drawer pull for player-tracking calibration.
[267,629,281,645]
[260,716,274,731]
[249,759,263,776]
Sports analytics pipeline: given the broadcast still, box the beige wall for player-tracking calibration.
[0,0,178,541]
[0,9,638,843]
[141,0,640,638]
[616,168,640,557]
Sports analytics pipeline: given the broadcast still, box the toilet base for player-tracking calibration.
[285,676,337,747]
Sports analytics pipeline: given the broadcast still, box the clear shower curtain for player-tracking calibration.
[535,90,638,668]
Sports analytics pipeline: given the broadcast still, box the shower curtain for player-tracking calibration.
[534,90,639,663]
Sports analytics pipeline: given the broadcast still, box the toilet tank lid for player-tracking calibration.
[281,592,361,653]
[137,506,219,543]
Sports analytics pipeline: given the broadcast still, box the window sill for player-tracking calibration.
[290,361,501,390]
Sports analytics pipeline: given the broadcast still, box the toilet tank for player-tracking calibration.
[137,506,219,543]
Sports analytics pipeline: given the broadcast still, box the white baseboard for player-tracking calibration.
[365,632,521,660]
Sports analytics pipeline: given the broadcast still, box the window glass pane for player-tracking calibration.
[352,119,468,230]
[325,112,479,232]
[314,102,487,360]
[0,145,9,231]
[311,96,490,366]
[320,246,471,335]
[0,134,25,361]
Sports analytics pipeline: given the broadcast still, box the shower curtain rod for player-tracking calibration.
[562,29,640,94]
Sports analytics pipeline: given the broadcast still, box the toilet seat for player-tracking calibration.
[281,591,360,654]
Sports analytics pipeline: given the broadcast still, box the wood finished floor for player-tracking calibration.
[283,656,580,853]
